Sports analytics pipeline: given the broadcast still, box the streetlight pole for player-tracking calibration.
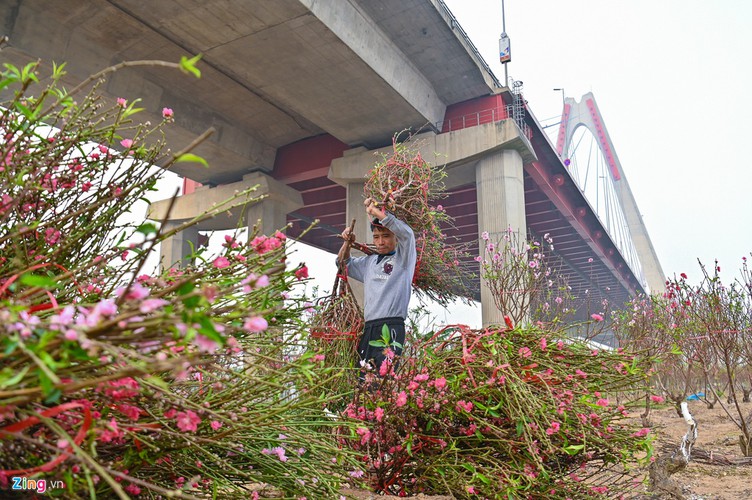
[499,0,510,87]
[502,0,506,32]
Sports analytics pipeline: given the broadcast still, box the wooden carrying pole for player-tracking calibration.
[332,218,358,297]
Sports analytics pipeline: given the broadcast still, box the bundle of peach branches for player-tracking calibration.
[311,220,364,342]
[364,132,475,306]
[307,220,364,404]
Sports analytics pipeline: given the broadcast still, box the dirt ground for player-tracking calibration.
[634,400,752,499]
[343,400,752,499]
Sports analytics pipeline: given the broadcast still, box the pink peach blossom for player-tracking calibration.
[213,256,231,269]
[545,421,560,435]
[175,410,201,432]
[244,316,268,333]
[396,391,408,407]
[295,265,309,280]
[195,334,219,353]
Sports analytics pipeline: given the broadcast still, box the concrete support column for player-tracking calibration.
[476,149,527,327]
[344,181,366,307]
[345,182,369,245]
[244,197,293,239]
[159,221,200,270]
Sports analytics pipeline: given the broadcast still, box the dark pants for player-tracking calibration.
[357,317,405,374]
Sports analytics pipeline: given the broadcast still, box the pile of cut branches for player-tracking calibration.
[308,220,363,403]
[338,322,654,498]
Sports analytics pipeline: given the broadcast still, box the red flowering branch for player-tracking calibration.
[0,402,92,477]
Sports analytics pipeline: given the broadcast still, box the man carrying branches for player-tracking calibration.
[337,197,416,375]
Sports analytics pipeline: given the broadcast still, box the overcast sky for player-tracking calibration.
[443,0,752,284]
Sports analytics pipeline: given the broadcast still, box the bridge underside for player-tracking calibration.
[1,0,496,185]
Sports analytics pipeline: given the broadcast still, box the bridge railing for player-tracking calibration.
[436,105,531,139]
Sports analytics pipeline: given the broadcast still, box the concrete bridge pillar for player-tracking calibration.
[475,149,527,327]
[244,192,296,239]
[159,222,200,269]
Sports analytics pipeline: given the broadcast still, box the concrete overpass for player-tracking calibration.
[1,0,664,325]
